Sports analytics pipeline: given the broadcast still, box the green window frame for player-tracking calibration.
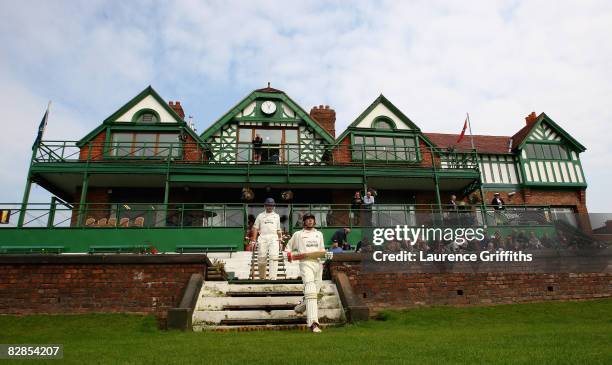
[131,109,161,124]
[524,142,570,161]
[351,133,418,162]
[372,117,396,130]
[109,132,180,158]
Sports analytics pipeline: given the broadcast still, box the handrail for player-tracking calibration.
[32,140,479,169]
[1,202,560,230]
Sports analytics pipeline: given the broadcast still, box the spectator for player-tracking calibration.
[355,236,369,252]
[516,230,529,248]
[449,194,458,210]
[329,241,343,253]
[540,233,554,248]
[331,228,351,250]
[444,194,458,226]
[363,190,375,226]
[326,209,335,227]
[528,231,543,249]
[252,134,263,164]
[351,191,363,226]
[491,192,505,210]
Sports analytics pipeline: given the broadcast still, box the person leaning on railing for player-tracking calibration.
[350,191,363,226]
[252,134,263,164]
[363,190,375,226]
[491,192,505,225]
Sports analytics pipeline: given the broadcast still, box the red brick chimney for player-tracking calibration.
[309,105,336,137]
[525,112,538,126]
[169,101,185,119]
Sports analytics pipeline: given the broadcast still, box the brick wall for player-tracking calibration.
[182,134,206,162]
[328,256,611,314]
[79,131,106,161]
[418,138,439,168]
[333,136,352,163]
[0,255,207,326]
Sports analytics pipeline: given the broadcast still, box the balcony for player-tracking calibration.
[1,202,600,253]
[33,141,479,170]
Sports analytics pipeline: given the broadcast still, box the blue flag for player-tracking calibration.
[32,102,50,150]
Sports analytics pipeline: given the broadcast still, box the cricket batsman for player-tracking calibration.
[251,198,282,280]
[285,212,332,333]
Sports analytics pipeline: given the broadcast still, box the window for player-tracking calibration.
[524,143,571,160]
[372,118,394,130]
[110,132,179,157]
[352,134,418,162]
[134,133,156,157]
[135,111,158,123]
[111,133,133,157]
[550,207,578,228]
[236,128,299,163]
[158,134,181,157]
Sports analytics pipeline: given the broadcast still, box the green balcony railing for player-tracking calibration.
[33,141,479,169]
[1,202,605,253]
[1,202,564,230]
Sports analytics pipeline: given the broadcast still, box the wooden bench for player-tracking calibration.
[88,245,146,254]
[176,245,237,257]
[0,245,64,254]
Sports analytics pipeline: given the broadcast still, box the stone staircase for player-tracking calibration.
[192,279,345,331]
[249,249,287,280]
[193,251,345,331]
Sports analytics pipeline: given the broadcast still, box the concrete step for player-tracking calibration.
[220,318,305,326]
[193,308,343,325]
[229,279,302,284]
[193,323,341,332]
[197,295,341,311]
[201,281,337,297]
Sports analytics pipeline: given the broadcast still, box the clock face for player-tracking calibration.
[261,101,277,115]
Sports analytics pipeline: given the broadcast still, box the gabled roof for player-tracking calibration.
[511,112,586,152]
[335,94,428,144]
[424,133,512,154]
[102,85,186,124]
[349,94,421,130]
[199,88,335,144]
[77,86,201,147]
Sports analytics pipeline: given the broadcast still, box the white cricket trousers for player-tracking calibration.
[300,259,323,326]
[257,234,279,280]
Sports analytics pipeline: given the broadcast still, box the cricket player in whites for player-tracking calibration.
[251,198,282,280]
[286,212,332,333]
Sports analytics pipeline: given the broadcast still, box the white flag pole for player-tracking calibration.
[467,112,475,151]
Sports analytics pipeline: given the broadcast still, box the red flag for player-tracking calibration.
[456,118,468,143]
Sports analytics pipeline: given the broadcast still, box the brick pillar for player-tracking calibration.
[169,101,185,119]
[310,105,336,137]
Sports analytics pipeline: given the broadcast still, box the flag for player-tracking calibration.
[456,117,468,143]
[32,102,51,150]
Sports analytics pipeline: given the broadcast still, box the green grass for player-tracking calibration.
[1,300,611,364]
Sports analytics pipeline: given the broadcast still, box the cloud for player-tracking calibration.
[0,0,610,212]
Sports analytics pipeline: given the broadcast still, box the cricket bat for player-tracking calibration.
[286,251,332,262]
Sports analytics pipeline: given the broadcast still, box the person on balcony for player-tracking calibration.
[491,192,505,225]
[449,194,458,210]
[363,190,375,226]
[491,192,505,210]
[330,228,351,250]
[329,241,344,253]
[351,191,363,226]
[252,134,263,164]
[251,198,282,280]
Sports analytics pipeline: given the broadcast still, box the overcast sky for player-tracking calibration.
[0,0,610,213]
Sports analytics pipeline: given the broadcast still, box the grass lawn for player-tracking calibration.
[1,299,611,364]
